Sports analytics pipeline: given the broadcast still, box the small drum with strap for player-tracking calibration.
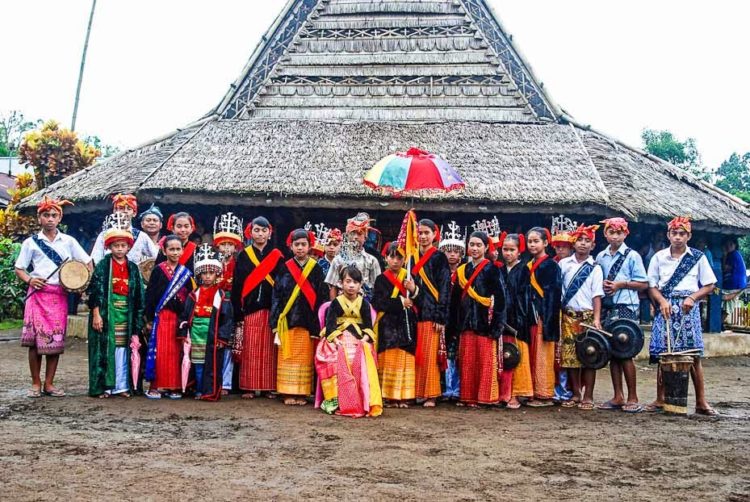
[59,260,91,294]
[139,258,156,283]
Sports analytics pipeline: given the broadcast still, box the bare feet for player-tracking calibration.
[264,392,277,399]
[643,401,664,413]
[221,389,229,396]
[423,399,436,408]
[283,397,296,405]
[295,398,308,406]
[398,402,410,409]
[241,392,255,400]
[384,400,398,408]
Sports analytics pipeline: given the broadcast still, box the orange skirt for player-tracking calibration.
[415,321,442,399]
[529,322,555,399]
[276,327,314,396]
[511,339,534,398]
[378,348,416,401]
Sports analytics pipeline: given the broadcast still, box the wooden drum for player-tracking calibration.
[59,260,91,294]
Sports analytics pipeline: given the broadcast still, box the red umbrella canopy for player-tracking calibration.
[363,147,466,194]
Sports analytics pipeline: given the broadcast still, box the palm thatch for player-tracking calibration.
[20,0,750,233]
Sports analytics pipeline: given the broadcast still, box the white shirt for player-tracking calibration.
[595,244,648,307]
[15,231,91,286]
[91,227,158,265]
[647,247,717,293]
[560,255,604,312]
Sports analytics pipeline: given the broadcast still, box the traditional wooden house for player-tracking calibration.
[21,0,750,329]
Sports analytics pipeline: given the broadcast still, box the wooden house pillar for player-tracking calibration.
[708,242,723,333]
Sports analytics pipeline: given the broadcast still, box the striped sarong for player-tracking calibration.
[239,309,277,391]
[529,322,555,399]
[458,331,499,405]
[378,348,416,401]
[511,339,534,398]
[276,327,314,396]
[415,321,442,399]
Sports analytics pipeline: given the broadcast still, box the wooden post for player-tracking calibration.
[708,241,723,333]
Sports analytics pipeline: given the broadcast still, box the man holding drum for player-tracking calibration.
[14,196,92,398]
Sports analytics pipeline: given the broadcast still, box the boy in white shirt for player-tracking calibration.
[646,216,717,415]
[559,224,604,410]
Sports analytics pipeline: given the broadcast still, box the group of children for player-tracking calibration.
[16,194,718,416]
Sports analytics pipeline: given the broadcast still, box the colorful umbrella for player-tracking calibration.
[181,339,192,393]
[363,147,465,194]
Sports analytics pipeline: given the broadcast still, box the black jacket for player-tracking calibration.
[371,272,418,353]
[231,245,282,322]
[413,249,451,324]
[270,258,328,336]
[451,260,507,339]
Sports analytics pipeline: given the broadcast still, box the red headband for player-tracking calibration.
[37,195,73,215]
[571,224,600,242]
[668,216,691,233]
[286,230,316,249]
[167,214,196,232]
[244,222,274,241]
[104,233,134,249]
[601,217,629,235]
[112,193,137,213]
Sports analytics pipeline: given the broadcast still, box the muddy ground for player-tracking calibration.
[1,338,749,501]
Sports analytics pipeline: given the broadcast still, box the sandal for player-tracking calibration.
[398,402,410,409]
[578,402,595,411]
[622,403,644,414]
[527,400,554,408]
[241,393,255,400]
[98,393,110,399]
[166,392,182,400]
[643,403,663,413]
[145,390,162,400]
[283,398,297,405]
[561,400,579,408]
[27,387,42,398]
[695,407,719,416]
[506,401,521,410]
[597,400,624,411]
[43,386,66,397]
[295,399,308,406]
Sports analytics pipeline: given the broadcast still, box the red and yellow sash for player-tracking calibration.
[384,268,408,298]
[527,254,549,298]
[412,246,439,301]
[457,259,492,307]
[241,246,283,301]
[179,241,197,266]
[277,258,317,358]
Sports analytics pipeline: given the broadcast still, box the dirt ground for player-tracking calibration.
[1,338,749,501]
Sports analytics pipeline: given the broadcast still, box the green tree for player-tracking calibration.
[82,135,120,159]
[641,128,711,180]
[715,152,750,202]
[0,111,41,157]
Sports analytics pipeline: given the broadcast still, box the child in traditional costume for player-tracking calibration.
[179,244,234,401]
[271,228,328,406]
[317,227,342,279]
[411,218,452,407]
[87,214,145,398]
[156,212,198,274]
[213,212,243,395]
[551,214,577,263]
[231,216,284,399]
[595,217,648,413]
[451,231,506,407]
[438,220,466,401]
[646,216,717,415]
[499,233,531,409]
[371,243,418,408]
[15,196,92,398]
[91,194,158,265]
[524,227,562,407]
[144,235,193,399]
[559,224,604,410]
[317,265,383,417]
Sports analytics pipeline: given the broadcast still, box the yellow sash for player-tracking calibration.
[246,246,275,287]
[277,258,316,359]
[326,295,375,343]
[415,248,440,301]
[457,263,492,308]
[527,260,544,297]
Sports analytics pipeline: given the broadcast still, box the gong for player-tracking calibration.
[606,318,644,360]
[502,341,521,370]
[575,329,611,370]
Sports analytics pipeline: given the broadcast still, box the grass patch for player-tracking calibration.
[0,319,23,330]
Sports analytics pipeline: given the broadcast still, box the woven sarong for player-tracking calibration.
[560,310,593,369]
[151,309,181,391]
[276,327,314,396]
[378,348,416,401]
[511,339,533,398]
[529,322,555,399]
[602,304,639,325]
[190,316,210,364]
[458,331,499,405]
[112,295,129,348]
[650,291,704,363]
[21,284,68,355]
[415,321,441,399]
[239,309,277,391]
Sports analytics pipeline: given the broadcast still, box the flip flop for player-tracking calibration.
[145,391,162,400]
[43,387,66,397]
[622,403,644,413]
[597,400,624,411]
[695,407,719,416]
[27,387,42,398]
[527,400,554,408]
[561,400,579,408]
[506,401,521,410]
[578,402,595,411]
[643,403,663,413]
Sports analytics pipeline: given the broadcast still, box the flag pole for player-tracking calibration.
[71,0,97,131]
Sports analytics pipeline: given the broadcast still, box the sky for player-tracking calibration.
[1,0,748,168]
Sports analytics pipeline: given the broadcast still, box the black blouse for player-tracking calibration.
[500,263,531,343]
[371,273,418,353]
[413,249,452,324]
[450,260,507,339]
[526,256,562,342]
[270,258,328,336]
[231,245,281,322]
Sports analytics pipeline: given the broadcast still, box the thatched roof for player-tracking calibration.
[21,0,750,233]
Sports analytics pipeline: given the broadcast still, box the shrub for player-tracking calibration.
[0,237,25,321]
